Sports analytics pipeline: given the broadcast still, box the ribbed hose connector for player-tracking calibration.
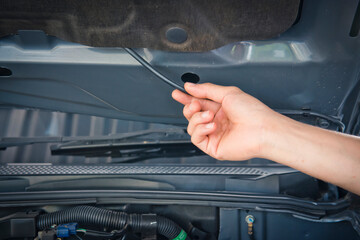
[36,205,190,240]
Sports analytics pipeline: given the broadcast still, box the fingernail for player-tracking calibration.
[201,111,209,118]
[189,103,195,111]
[205,122,214,129]
[186,82,196,87]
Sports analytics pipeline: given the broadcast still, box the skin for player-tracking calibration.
[172,82,360,195]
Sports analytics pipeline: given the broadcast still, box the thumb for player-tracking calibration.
[184,83,242,103]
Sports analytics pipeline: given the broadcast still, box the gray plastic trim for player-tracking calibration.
[0,164,269,176]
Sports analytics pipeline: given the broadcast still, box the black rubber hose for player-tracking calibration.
[36,205,190,240]
[157,215,183,239]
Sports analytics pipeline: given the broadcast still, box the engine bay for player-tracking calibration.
[1,0,360,239]
[0,201,358,240]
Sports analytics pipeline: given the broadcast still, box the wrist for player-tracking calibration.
[258,111,295,161]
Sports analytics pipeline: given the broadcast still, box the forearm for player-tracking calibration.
[262,113,360,195]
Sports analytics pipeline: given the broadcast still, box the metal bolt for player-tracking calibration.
[317,118,330,128]
[245,215,255,224]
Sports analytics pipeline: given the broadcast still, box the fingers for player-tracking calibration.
[184,82,242,103]
[191,122,216,153]
[187,110,216,154]
[187,111,214,135]
[183,100,201,120]
[172,86,218,153]
[172,89,192,105]
[172,89,221,115]
[187,110,214,135]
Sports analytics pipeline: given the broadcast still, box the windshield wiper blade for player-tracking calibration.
[0,128,202,159]
[0,129,188,150]
[50,128,202,159]
[51,140,202,160]
[0,128,203,160]
[0,128,204,160]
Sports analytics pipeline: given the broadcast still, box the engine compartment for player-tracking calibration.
[0,202,358,240]
[0,172,357,240]
[0,0,360,239]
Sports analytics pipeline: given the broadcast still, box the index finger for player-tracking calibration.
[184,82,242,103]
[171,89,193,105]
[172,89,221,113]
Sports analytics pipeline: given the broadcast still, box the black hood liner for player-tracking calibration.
[0,0,300,52]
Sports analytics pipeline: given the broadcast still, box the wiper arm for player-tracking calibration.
[0,136,63,150]
[0,128,203,160]
[50,129,202,159]
[51,139,202,160]
[0,129,204,159]
[0,129,188,149]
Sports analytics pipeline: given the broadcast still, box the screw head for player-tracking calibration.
[245,215,255,224]
[317,118,330,128]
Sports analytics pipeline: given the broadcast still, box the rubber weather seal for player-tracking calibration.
[0,190,350,218]
[124,48,186,92]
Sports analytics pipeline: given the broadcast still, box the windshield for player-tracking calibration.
[0,106,342,165]
[0,108,253,165]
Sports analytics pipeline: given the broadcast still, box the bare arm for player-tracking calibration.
[172,82,360,195]
[263,114,360,195]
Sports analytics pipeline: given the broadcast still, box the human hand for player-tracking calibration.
[172,83,280,161]
[173,83,360,195]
